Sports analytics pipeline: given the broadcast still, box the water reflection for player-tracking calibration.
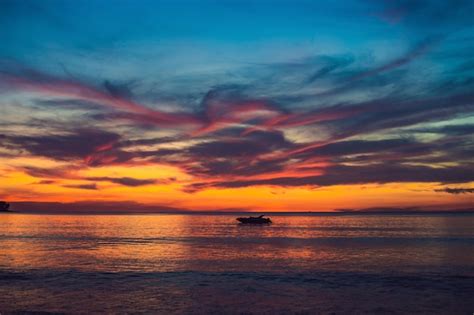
[0,213,473,313]
[1,213,472,274]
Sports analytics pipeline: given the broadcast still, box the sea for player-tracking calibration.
[0,213,473,314]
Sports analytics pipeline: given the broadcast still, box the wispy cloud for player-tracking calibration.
[86,177,161,187]
[0,64,202,127]
[62,183,98,190]
[435,187,474,194]
[1,0,474,210]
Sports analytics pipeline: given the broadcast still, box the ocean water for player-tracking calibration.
[0,213,473,314]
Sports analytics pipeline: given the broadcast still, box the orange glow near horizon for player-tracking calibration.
[2,71,473,212]
[1,155,473,212]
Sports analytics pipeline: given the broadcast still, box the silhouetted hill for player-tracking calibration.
[0,201,11,212]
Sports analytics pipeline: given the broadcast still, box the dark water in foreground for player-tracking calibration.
[0,213,473,314]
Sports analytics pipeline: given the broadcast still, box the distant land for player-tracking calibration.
[0,201,11,212]
[3,201,473,215]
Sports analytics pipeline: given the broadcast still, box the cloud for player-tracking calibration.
[86,176,158,187]
[415,124,474,136]
[298,37,442,100]
[435,187,474,194]
[1,2,474,201]
[243,103,365,135]
[1,126,144,167]
[305,55,355,84]
[284,91,474,157]
[180,130,293,177]
[348,37,441,82]
[62,183,98,190]
[374,0,474,32]
[33,98,104,110]
[2,128,121,162]
[19,165,162,187]
[5,86,473,194]
[296,138,417,159]
[0,64,202,127]
[190,130,290,158]
[191,87,286,136]
[188,163,474,190]
[83,149,136,167]
[21,166,71,179]
[103,80,135,99]
[36,179,56,185]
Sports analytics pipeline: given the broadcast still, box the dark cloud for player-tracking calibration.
[120,136,180,147]
[33,98,104,110]
[86,176,158,187]
[185,158,287,179]
[182,130,292,177]
[1,125,154,167]
[2,128,187,169]
[299,138,417,158]
[103,80,135,99]
[19,165,163,187]
[305,55,355,84]
[36,180,56,185]
[2,128,120,161]
[83,149,136,167]
[189,163,474,190]
[323,91,474,141]
[21,166,70,178]
[435,187,474,194]
[62,183,98,190]
[188,132,287,158]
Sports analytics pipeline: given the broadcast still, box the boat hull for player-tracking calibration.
[236,217,272,224]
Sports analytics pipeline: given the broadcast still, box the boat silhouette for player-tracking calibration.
[236,214,272,224]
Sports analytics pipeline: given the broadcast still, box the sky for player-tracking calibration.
[0,0,473,212]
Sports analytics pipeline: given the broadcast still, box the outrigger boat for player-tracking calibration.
[236,215,272,224]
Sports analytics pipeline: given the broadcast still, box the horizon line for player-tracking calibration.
[2,209,474,215]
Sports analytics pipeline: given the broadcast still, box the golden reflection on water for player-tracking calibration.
[0,213,472,274]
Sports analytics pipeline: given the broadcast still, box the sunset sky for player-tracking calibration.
[1,0,473,212]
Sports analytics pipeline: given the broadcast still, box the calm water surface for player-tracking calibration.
[0,213,473,314]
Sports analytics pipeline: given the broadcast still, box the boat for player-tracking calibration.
[0,201,11,212]
[236,214,272,224]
